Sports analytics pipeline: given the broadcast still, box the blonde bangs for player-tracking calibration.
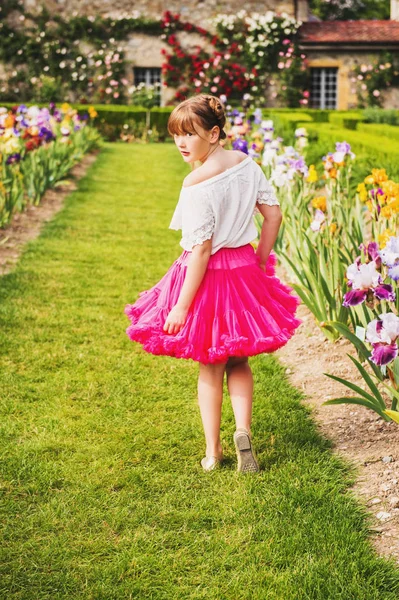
[167,105,200,137]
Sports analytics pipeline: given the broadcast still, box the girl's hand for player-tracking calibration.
[256,254,269,272]
[163,304,188,335]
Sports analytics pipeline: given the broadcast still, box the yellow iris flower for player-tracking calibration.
[371,168,388,184]
[366,200,373,212]
[356,182,368,202]
[306,165,318,183]
[379,228,396,248]
[311,196,327,211]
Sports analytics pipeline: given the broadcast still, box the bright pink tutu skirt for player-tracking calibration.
[124,243,302,364]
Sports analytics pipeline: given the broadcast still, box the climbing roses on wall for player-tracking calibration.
[160,10,308,106]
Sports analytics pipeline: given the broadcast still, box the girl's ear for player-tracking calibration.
[210,126,220,142]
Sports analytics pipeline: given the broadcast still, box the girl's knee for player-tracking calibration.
[199,361,226,374]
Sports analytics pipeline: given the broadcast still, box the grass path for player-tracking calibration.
[1,142,399,599]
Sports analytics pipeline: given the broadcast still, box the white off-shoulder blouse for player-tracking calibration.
[168,155,280,255]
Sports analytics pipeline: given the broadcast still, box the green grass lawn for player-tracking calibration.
[1,142,399,599]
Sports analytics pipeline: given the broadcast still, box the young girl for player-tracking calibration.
[124,94,302,473]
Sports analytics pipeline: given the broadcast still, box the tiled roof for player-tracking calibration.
[299,20,399,44]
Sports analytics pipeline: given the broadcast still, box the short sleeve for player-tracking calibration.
[179,187,215,250]
[169,195,183,230]
[256,167,280,206]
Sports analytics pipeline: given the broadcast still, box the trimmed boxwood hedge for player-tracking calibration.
[328,111,365,130]
[305,123,399,158]
[304,121,399,179]
[261,108,330,123]
[0,102,174,141]
[1,101,398,150]
[357,122,399,141]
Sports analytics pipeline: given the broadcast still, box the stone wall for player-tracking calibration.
[306,50,399,110]
[22,0,296,22]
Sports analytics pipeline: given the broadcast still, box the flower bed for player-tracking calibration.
[221,103,399,424]
[0,103,101,227]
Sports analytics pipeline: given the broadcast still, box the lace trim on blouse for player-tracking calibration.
[181,214,216,248]
[256,188,280,206]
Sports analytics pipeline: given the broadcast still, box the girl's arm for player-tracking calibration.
[163,239,212,334]
[255,204,283,270]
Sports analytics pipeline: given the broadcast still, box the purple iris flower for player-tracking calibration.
[380,236,399,280]
[6,153,21,165]
[371,343,398,366]
[343,282,395,306]
[370,188,384,201]
[248,148,260,159]
[39,126,55,142]
[373,284,397,301]
[293,157,307,174]
[359,241,381,269]
[53,109,62,122]
[232,138,248,154]
[366,313,399,365]
[342,289,368,306]
[388,264,399,281]
[343,258,395,307]
[253,108,262,125]
[336,141,351,154]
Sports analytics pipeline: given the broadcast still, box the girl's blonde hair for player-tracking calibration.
[167,94,227,141]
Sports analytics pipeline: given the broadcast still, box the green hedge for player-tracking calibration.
[305,123,399,158]
[72,105,173,141]
[304,122,399,179]
[261,108,330,123]
[263,111,314,139]
[2,101,397,149]
[328,111,365,130]
[363,107,399,125]
[357,122,399,141]
[267,112,313,122]
[0,102,174,141]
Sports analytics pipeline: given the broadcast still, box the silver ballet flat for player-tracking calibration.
[200,456,222,471]
[233,428,260,473]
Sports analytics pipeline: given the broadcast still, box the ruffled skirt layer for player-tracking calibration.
[124,243,302,364]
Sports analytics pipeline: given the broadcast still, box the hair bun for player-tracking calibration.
[206,95,227,139]
[207,96,224,118]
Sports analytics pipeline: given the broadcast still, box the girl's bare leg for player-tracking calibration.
[226,357,253,433]
[198,362,226,458]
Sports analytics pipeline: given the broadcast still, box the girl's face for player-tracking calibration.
[173,121,220,164]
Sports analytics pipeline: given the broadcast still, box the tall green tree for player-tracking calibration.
[309,0,390,21]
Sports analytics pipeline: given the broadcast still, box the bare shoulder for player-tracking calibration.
[232,149,249,161]
[182,162,223,188]
[183,167,208,188]
[183,150,249,188]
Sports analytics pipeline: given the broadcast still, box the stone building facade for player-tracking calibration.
[300,15,399,109]
[12,0,399,108]
[22,0,297,21]
[18,0,308,105]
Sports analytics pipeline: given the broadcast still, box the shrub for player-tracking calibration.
[363,107,399,125]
